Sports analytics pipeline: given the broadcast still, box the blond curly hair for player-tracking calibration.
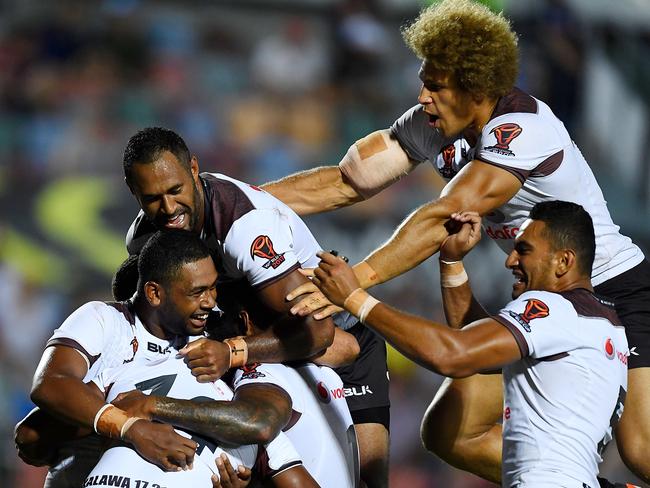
[402,0,518,99]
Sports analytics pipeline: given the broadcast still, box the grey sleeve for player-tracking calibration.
[390,104,445,163]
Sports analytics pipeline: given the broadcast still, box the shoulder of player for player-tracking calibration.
[502,290,574,320]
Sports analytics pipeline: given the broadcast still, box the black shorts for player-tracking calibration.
[335,323,390,430]
[594,259,650,370]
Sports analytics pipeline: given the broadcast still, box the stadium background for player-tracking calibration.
[1,0,648,486]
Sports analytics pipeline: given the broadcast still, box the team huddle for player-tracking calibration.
[14,1,650,487]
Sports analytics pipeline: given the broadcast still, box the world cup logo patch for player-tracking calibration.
[250,235,286,269]
[484,123,523,156]
[507,298,549,332]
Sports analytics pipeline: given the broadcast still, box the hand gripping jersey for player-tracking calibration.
[126,172,357,329]
[233,362,360,488]
[85,347,301,488]
[390,88,644,285]
[493,289,628,488]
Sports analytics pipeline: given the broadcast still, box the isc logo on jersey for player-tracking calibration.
[250,235,286,269]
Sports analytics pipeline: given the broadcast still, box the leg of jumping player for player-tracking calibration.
[421,374,503,484]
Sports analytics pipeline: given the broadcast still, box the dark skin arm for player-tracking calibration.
[310,327,360,368]
[30,345,198,471]
[270,465,320,488]
[113,383,292,446]
[312,252,522,378]
[181,269,335,382]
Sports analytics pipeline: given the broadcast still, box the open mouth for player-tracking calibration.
[428,113,440,127]
[189,312,209,329]
[162,212,187,229]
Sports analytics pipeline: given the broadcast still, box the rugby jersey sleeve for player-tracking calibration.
[477,114,564,183]
[223,208,301,288]
[232,363,292,395]
[46,302,115,368]
[257,431,303,479]
[494,291,580,359]
[390,104,445,163]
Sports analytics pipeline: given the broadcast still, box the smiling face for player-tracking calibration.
[417,62,478,138]
[158,256,218,337]
[505,219,561,299]
[128,151,204,233]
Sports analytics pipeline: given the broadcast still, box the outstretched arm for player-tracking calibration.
[262,130,416,215]
[358,161,522,289]
[312,252,521,378]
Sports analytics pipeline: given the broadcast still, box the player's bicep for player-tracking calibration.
[34,345,91,383]
[440,160,522,215]
[455,318,522,375]
[256,268,312,313]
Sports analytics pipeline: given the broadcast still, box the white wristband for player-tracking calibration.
[120,417,142,440]
[93,404,114,434]
[358,295,380,323]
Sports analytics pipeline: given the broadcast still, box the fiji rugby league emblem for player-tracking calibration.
[250,235,286,269]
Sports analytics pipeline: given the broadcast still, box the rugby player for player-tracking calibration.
[19,231,318,487]
[312,201,628,488]
[262,0,650,483]
[115,127,383,486]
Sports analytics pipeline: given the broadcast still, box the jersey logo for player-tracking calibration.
[604,338,615,360]
[484,123,522,156]
[316,381,331,404]
[240,363,265,380]
[250,235,286,269]
[123,337,138,364]
[507,298,549,332]
[438,144,458,179]
[147,342,172,355]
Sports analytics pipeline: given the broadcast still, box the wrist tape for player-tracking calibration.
[224,337,248,368]
[440,260,468,288]
[93,404,141,440]
[344,288,380,324]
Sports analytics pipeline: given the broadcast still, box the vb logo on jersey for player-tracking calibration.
[250,235,286,269]
[507,298,549,332]
[484,123,522,156]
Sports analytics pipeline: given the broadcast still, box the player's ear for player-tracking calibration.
[238,310,254,337]
[144,281,164,306]
[555,249,576,277]
[190,156,200,180]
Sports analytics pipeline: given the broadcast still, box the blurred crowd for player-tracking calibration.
[0,0,648,486]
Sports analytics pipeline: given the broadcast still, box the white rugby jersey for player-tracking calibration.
[494,289,628,488]
[233,362,359,488]
[390,88,644,285]
[86,345,302,488]
[46,300,170,384]
[127,172,357,329]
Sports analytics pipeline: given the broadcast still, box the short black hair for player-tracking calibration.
[207,282,273,341]
[137,230,212,293]
[123,127,192,183]
[529,201,596,276]
[112,254,140,301]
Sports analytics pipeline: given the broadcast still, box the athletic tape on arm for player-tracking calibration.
[339,130,417,198]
